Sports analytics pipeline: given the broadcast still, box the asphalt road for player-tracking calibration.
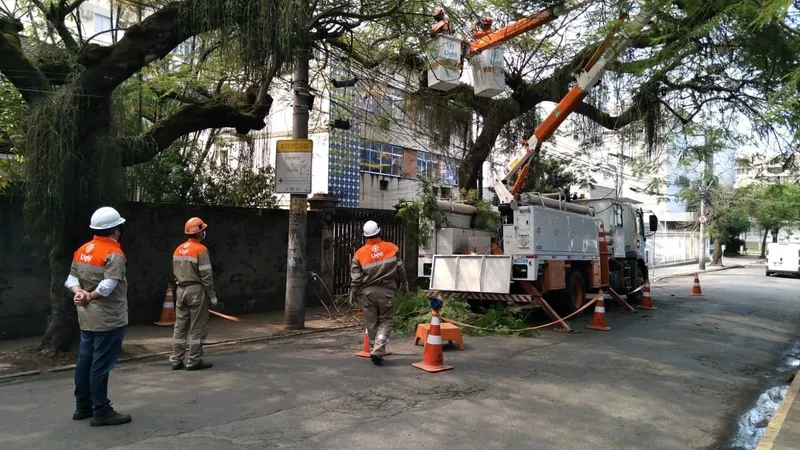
[1,265,798,450]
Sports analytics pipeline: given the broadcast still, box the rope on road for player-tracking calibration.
[440,296,600,333]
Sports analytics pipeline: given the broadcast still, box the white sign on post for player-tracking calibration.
[275,139,313,194]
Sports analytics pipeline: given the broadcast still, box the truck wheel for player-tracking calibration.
[561,270,587,315]
[627,264,647,304]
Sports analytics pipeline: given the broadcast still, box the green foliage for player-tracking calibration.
[396,181,499,247]
[737,183,800,233]
[0,77,24,193]
[393,289,539,337]
[516,152,589,195]
[395,179,448,247]
[127,142,279,208]
[21,84,123,241]
[178,0,306,76]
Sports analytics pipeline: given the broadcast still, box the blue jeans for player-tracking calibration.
[74,327,125,413]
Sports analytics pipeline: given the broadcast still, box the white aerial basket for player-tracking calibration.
[471,47,505,97]
[425,35,463,91]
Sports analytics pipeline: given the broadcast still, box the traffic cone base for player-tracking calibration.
[412,313,453,372]
[355,328,391,358]
[691,273,703,296]
[639,281,658,310]
[154,284,176,326]
[587,295,610,331]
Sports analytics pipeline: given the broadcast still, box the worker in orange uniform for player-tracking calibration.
[430,7,454,37]
[65,206,132,427]
[169,217,217,371]
[472,16,493,39]
[349,220,409,365]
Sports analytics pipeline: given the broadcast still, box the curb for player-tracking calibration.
[652,264,744,283]
[0,323,360,382]
[757,372,800,449]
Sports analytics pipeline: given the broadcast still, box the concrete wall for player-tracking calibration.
[0,197,331,339]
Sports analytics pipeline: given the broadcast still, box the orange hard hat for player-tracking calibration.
[184,217,208,235]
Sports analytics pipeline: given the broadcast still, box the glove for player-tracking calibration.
[430,297,444,311]
[210,296,218,307]
[400,282,410,297]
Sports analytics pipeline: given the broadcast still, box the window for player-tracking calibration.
[440,159,459,185]
[359,141,403,176]
[94,14,112,33]
[359,87,404,121]
[417,152,438,180]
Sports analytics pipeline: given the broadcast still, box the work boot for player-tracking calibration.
[90,408,132,427]
[370,353,384,365]
[72,409,92,420]
[186,361,212,371]
[171,361,184,370]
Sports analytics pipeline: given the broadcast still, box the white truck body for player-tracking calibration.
[766,242,800,276]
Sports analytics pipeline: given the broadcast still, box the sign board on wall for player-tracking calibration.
[275,139,313,194]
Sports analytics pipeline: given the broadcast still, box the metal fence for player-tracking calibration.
[332,207,408,294]
[645,231,701,267]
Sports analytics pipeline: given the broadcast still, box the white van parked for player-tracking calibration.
[765,242,800,276]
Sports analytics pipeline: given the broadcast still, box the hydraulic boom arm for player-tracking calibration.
[494,0,660,203]
[468,0,593,56]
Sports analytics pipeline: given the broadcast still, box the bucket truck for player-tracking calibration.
[420,1,661,317]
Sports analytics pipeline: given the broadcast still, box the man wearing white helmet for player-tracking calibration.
[64,206,131,427]
[350,220,409,364]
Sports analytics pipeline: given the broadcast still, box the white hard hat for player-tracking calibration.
[363,220,381,237]
[89,206,126,230]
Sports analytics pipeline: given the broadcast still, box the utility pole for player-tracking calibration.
[284,40,311,330]
[699,187,707,271]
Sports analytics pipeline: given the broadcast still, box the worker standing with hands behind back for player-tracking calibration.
[350,220,409,365]
[66,206,132,427]
[170,217,217,371]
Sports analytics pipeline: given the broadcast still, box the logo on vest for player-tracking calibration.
[370,244,384,260]
[85,243,94,253]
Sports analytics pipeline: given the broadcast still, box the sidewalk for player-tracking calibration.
[757,372,800,449]
[651,254,763,282]
[0,306,358,379]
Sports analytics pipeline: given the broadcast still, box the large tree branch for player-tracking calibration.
[76,0,222,94]
[121,100,271,167]
[0,18,52,103]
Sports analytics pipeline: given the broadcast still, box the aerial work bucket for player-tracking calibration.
[471,47,505,97]
[426,35,462,91]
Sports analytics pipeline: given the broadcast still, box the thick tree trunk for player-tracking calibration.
[711,238,723,265]
[760,228,769,258]
[38,96,115,354]
[771,228,780,243]
[38,241,80,355]
[458,117,505,190]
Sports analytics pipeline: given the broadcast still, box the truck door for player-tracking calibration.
[612,203,626,258]
[636,210,647,262]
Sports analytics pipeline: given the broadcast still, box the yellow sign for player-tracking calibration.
[276,139,313,153]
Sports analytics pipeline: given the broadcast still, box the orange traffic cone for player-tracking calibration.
[412,310,453,372]
[587,294,610,331]
[639,281,658,310]
[354,328,391,358]
[154,283,176,326]
[691,273,703,296]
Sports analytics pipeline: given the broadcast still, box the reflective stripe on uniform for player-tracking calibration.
[173,256,199,263]
[71,262,105,274]
[198,264,212,271]
[361,256,397,270]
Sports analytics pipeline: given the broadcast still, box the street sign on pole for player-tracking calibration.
[699,215,707,224]
[275,139,313,194]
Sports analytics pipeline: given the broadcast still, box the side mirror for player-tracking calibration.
[649,214,658,232]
